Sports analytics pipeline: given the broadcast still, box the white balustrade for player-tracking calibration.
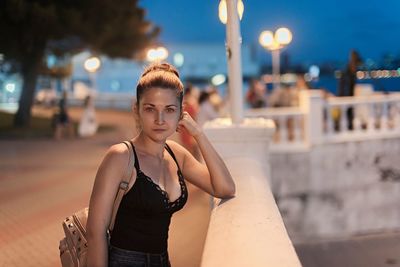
[245,90,400,151]
[324,93,400,142]
[245,107,307,151]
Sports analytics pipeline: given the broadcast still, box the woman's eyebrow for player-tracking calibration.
[142,103,178,108]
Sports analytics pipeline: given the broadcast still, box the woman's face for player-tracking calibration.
[136,87,181,142]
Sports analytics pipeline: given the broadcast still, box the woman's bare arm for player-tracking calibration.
[86,143,135,267]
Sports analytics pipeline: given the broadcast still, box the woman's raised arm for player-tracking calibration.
[174,112,235,199]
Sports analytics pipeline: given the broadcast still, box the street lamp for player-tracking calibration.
[146,46,169,62]
[218,0,244,24]
[84,56,101,94]
[259,27,292,91]
[218,0,244,125]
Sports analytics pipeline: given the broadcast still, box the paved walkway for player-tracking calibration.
[0,107,211,267]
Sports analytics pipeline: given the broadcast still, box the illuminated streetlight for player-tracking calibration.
[146,46,169,62]
[218,0,244,24]
[84,56,101,73]
[84,56,101,92]
[259,27,292,91]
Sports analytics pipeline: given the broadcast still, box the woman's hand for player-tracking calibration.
[177,111,202,138]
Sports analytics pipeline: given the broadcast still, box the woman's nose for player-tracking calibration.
[155,111,164,124]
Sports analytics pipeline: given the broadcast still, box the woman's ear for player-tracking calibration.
[133,103,139,115]
[133,104,142,133]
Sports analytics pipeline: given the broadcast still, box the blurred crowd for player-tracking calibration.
[245,74,314,109]
[179,83,228,159]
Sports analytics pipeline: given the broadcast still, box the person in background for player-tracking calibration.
[197,89,221,127]
[78,94,98,138]
[53,90,74,140]
[86,62,235,267]
[338,49,362,130]
[288,74,310,107]
[245,79,267,108]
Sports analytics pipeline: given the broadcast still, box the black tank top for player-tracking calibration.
[110,142,188,253]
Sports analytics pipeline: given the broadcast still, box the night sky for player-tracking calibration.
[140,0,400,65]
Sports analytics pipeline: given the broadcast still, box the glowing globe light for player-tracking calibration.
[259,31,275,49]
[84,57,101,73]
[275,27,292,45]
[146,46,169,62]
[218,0,244,24]
[5,82,16,93]
[309,65,320,79]
[211,74,226,86]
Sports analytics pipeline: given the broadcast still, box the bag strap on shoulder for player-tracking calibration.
[109,140,134,231]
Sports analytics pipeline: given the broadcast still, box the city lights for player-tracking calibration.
[173,53,184,68]
[5,82,16,93]
[354,69,400,79]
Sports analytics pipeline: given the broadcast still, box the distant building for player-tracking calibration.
[70,43,260,95]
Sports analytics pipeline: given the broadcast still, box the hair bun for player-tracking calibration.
[141,62,180,78]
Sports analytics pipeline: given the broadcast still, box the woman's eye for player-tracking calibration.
[166,108,176,113]
[144,107,154,112]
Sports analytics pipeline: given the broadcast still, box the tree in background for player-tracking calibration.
[0,0,159,127]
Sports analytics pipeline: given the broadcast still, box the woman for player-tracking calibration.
[86,62,236,267]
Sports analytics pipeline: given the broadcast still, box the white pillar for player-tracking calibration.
[272,49,280,91]
[225,0,243,124]
[299,90,324,146]
[203,118,275,180]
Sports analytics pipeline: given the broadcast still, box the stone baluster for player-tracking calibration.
[340,105,347,133]
[381,102,389,132]
[367,103,376,132]
[279,116,288,143]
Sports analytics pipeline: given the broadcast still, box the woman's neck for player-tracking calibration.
[134,133,165,159]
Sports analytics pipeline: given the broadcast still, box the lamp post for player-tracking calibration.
[259,28,292,91]
[84,56,101,94]
[218,0,244,125]
[146,46,169,62]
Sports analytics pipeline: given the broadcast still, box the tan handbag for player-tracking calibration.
[59,141,134,267]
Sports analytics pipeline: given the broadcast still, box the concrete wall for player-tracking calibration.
[271,137,400,242]
[200,118,301,267]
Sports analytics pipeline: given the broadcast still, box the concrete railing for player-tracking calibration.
[246,107,307,152]
[246,90,400,151]
[324,93,400,142]
[200,118,302,267]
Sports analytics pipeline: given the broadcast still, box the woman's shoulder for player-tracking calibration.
[166,140,189,170]
[108,142,131,155]
[166,140,184,152]
[166,140,188,160]
[102,142,133,168]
